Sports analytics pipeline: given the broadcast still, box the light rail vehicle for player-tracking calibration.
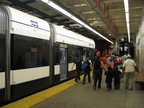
[0,6,95,105]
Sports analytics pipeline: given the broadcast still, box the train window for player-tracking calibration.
[68,45,76,63]
[87,48,94,59]
[68,45,84,63]
[54,43,60,65]
[76,46,84,56]
[60,48,66,64]
[12,34,49,70]
[0,34,5,72]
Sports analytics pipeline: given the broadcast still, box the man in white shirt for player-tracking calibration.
[121,54,127,64]
[122,55,137,90]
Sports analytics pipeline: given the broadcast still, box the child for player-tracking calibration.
[105,67,114,91]
[114,66,122,90]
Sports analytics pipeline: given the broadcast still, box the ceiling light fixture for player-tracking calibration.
[124,0,130,42]
[41,0,114,44]
[73,4,87,7]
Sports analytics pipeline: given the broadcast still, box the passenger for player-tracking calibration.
[72,55,82,82]
[110,53,115,59]
[121,54,127,64]
[82,57,93,84]
[114,66,122,90]
[106,55,111,70]
[105,66,114,91]
[122,55,137,90]
[91,54,97,65]
[116,56,122,70]
[93,56,106,90]
[108,59,115,69]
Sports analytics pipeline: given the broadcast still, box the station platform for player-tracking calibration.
[1,73,144,108]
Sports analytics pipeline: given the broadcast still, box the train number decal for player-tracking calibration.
[30,20,38,28]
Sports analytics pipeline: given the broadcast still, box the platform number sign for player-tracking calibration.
[30,20,38,28]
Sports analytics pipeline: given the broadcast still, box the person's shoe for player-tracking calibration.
[107,88,110,91]
[93,85,96,90]
[83,82,85,84]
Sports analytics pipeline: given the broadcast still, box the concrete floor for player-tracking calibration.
[31,75,144,108]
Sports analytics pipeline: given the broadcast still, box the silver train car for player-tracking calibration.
[0,6,95,105]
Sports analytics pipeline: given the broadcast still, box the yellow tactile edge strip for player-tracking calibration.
[2,75,84,108]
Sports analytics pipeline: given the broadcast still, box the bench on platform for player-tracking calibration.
[135,72,144,90]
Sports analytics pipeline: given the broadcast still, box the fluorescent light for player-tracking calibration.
[41,0,114,44]
[41,0,47,2]
[125,13,129,23]
[70,24,82,27]
[124,0,129,12]
[74,4,87,7]
[71,16,85,26]
[41,0,72,17]
[124,0,130,42]
[127,23,130,30]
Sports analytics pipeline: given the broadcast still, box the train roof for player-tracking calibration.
[4,6,51,40]
[2,6,95,48]
[53,24,95,48]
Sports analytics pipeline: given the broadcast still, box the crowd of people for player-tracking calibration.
[72,53,137,91]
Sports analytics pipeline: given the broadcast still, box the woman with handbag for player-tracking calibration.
[93,56,106,90]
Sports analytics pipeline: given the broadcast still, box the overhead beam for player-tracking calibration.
[23,0,36,4]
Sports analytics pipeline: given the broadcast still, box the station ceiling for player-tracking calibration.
[0,0,144,48]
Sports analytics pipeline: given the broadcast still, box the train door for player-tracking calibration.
[60,44,67,80]
[0,7,11,104]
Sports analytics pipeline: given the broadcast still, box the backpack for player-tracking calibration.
[81,61,86,70]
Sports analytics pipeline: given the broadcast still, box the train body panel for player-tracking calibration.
[54,65,60,75]
[12,67,49,85]
[0,72,5,89]
[68,63,74,72]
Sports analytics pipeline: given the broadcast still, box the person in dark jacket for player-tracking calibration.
[91,54,97,65]
[93,56,106,90]
[105,66,114,91]
[72,55,82,82]
[114,66,122,90]
[82,57,93,84]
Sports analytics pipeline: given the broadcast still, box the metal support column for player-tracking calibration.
[49,24,55,86]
